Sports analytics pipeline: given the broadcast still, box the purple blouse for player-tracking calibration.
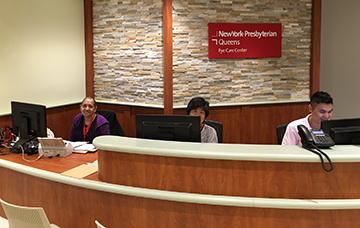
[69,113,110,143]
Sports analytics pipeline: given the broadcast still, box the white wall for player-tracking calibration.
[0,0,85,115]
[320,0,360,118]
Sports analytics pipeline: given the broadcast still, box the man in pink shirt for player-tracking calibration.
[282,91,333,145]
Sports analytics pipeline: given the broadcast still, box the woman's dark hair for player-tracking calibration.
[186,97,210,118]
[81,97,97,108]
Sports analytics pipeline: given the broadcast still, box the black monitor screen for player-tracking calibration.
[136,114,201,142]
[11,101,47,148]
[321,118,360,145]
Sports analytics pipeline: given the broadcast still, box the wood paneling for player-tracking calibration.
[99,150,360,199]
[109,101,309,144]
[310,0,321,93]
[2,146,360,228]
[0,115,11,130]
[238,103,309,144]
[2,165,360,228]
[84,0,94,98]
[45,104,81,140]
[163,0,173,114]
[0,102,309,144]
[175,102,309,144]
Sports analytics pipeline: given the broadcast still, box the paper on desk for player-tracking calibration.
[63,140,87,148]
[73,143,96,151]
[72,150,88,154]
[61,164,98,178]
[63,140,96,152]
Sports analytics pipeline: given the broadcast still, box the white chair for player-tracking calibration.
[0,198,60,228]
[95,220,106,228]
[0,216,9,227]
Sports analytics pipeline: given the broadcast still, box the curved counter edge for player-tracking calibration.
[1,158,360,210]
[93,135,360,163]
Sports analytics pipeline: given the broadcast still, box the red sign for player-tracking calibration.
[208,23,282,59]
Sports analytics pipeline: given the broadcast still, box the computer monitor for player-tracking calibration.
[11,101,47,152]
[136,114,201,142]
[321,118,360,145]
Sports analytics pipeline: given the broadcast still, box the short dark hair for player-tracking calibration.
[186,97,210,118]
[310,91,333,109]
[81,97,97,108]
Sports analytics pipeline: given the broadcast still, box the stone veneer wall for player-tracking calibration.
[93,0,312,106]
[93,0,164,105]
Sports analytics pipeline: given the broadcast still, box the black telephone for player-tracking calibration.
[297,125,335,148]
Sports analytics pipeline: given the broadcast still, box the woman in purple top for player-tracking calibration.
[69,97,110,143]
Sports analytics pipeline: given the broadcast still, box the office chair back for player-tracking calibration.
[276,124,288,145]
[204,120,223,143]
[97,109,125,136]
[0,198,59,228]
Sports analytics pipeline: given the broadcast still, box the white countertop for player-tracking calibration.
[93,135,360,163]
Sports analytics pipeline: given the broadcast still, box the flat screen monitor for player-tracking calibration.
[11,101,47,152]
[136,114,201,142]
[321,118,360,145]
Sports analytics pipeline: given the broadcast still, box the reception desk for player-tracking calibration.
[1,136,360,227]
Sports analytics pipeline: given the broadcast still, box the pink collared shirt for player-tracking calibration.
[282,114,312,145]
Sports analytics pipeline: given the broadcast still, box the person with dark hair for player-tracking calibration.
[282,91,333,145]
[186,97,218,143]
[69,97,110,143]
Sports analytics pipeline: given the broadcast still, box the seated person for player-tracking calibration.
[70,97,110,143]
[282,91,333,145]
[186,97,218,143]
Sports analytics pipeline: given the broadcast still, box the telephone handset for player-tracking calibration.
[297,124,335,148]
[297,124,334,172]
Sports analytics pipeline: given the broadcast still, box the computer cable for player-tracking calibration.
[0,141,11,155]
[20,144,43,162]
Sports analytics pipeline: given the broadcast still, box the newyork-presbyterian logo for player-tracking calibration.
[208,23,282,59]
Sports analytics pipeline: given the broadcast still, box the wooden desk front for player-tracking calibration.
[2,138,360,227]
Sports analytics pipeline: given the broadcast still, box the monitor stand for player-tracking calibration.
[10,138,29,154]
